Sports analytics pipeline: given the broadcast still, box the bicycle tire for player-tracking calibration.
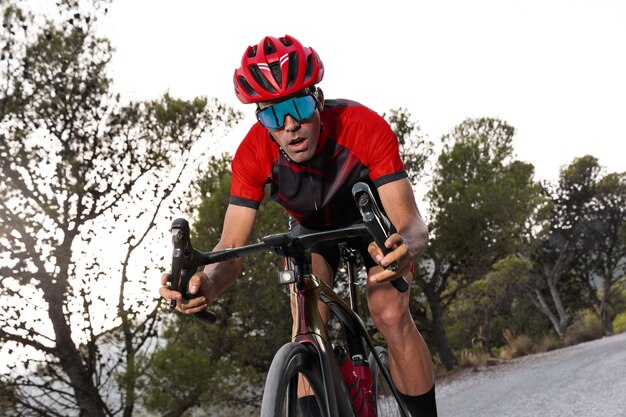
[261,342,331,417]
[369,346,403,417]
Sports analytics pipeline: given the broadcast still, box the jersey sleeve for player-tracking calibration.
[230,125,274,209]
[354,108,407,186]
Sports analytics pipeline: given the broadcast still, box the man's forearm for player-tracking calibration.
[201,257,243,303]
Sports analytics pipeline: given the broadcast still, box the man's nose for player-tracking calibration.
[283,114,301,132]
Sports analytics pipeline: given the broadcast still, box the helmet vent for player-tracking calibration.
[286,52,298,88]
[237,75,257,96]
[269,61,282,85]
[305,54,314,80]
[264,40,276,55]
[249,65,277,93]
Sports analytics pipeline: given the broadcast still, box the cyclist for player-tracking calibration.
[160,34,437,417]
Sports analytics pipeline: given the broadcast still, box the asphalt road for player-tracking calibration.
[436,332,626,417]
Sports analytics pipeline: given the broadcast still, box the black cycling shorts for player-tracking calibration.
[290,222,377,276]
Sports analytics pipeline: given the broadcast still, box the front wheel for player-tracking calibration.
[261,342,330,417]
[369,346,404,417]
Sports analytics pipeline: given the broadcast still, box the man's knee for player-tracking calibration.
[369,299,412,333]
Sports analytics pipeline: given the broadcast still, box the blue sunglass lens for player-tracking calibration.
[257,95,317,130]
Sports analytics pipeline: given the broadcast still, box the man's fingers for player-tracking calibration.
[368,241,385,264]
[178,296,208,315]
[369,233,408,266]
[187,272,206,295]
[380,242,409,268]
[367,233,412,285]
[159,286,182,301]
[160,272,171,286]
[384,233,404,250]
[369,260,411,283]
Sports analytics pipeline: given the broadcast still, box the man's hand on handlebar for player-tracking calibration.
[367,232,412,285]
[159,272,210,315]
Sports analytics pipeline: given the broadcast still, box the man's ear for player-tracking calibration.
[316,87,325,110]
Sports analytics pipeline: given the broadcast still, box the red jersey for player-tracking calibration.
[230,99,407,229]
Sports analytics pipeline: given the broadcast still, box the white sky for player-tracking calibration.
[101,0,626,183]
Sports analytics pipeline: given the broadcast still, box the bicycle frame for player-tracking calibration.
[288,247,410,417]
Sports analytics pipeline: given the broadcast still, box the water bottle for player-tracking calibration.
[334,346,375,417]
[352,354,375,414]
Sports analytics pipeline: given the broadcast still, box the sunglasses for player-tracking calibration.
[256,94,318,130]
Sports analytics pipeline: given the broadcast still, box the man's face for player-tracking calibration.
[257,89,324,163]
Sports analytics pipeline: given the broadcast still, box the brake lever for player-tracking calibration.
[170,218,216,324]
[351,183,409,293]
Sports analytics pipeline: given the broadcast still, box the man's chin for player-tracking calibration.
[289,153,311,163]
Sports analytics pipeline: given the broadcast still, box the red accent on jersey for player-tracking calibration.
[230,99,407,229]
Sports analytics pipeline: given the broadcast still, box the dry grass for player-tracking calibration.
[458,348,491,368]
[500,329,534,359]
[533,333,562,353]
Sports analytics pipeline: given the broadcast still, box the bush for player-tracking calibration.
[564,310,604,346]
[613,311,626,334]
[534,333,562,353]
[500,329,533,359]
[457,348,490,368]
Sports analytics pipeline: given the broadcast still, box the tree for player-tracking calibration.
[528,156,600,338]
[0,2,242,415]
[449,255,532,353]
[589,170,626,333]
[0,376,18,412]
[529,156,626,337]
[383,108,434,185]
[141,157,292,416]
[422,117,540,369]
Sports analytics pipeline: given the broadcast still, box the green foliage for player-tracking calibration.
[563,310,604,346]
[613,311,626,334]
[529,156,626,337]
[508,297,554,341]
[383,108,434,184]
[420,117,541,370]
[141,317,261,414]
[447,255,533,351]
[606,285,626,320]
[0,376,17,412]
[142,157,291,416]
[428,118,539,266]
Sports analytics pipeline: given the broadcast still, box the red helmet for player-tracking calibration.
[233,35,324,104]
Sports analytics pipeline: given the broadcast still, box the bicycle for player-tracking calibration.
[169,182,411,417]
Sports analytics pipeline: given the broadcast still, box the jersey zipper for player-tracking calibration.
[307,162,319,211]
